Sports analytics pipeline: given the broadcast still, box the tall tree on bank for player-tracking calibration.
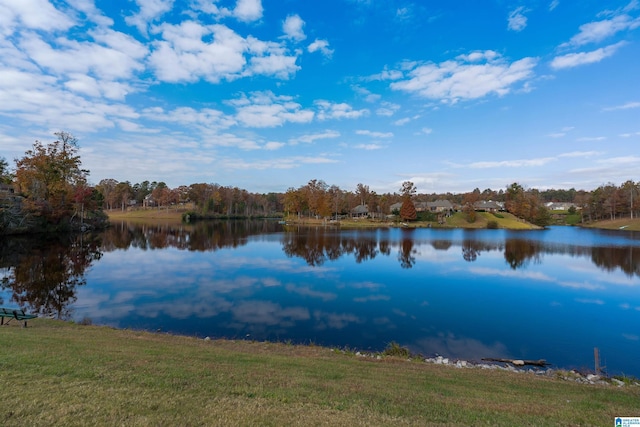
[13,132,103,231]
[399,181,417,221]
[505,182,550,227]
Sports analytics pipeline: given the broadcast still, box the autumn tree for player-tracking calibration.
[462,189,480,223]
[328,185,344,219]
[505,182,550,226]
[399,181,417,221]
[284,187,304,218]
[113,181,132,211]
[304,179,329,218]
[621,180,639,219]
[355,183,370,207]
[14,132,91,227]
[96,178,119,210]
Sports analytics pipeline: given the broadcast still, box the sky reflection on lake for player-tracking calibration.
[2,223,639,376]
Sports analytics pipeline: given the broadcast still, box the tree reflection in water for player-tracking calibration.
[0,234,103,319]
[504,239,542,269]
[281,227,381,266]
[3,224,639,319]
[101,219,281,252]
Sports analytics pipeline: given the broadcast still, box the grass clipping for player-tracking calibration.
[2,319,639,426]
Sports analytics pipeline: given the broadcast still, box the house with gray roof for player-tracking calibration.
[351,204,369,217]
[427,199,454,213]
[473,200,502,212]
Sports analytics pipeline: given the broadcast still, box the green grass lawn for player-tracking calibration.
[445,212,539,230]
[1,319,638,426]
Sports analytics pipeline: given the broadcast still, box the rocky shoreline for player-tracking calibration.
[340,350,639,387]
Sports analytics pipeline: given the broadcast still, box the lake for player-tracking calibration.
[2,221,639,377]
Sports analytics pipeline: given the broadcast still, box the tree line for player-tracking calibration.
[93,177,639,226]
[1,132,639,233]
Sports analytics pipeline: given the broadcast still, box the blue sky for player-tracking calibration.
[0,0,639,194]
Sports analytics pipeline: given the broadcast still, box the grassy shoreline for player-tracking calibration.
[2,319,639,426]
[106,208,640,231]
[106,209,540,229]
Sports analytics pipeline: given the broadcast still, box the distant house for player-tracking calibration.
[143,194,155,208]
[414,201,428,212]
[474,200,502,212]
[351,204,369,218]
[546,202,577,211]
[389,202,403,214]
[426,199,454,213]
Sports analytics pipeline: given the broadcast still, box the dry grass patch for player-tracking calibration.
[106,208,187,225]
[583,217,640,231]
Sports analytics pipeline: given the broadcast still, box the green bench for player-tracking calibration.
[0,307,37,327]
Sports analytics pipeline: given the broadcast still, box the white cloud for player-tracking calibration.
[547,132,566,138]
[282,14,306,41]
[149,22,245,82]
[19,30,146,82]
[315,101,369,120]
[549,0,560,11]
[247,47,300,79]
[141,106,236,132]
[125,0,174,35]
[354,143,383,150]
[308,38,334,58]
[508,7,528,32]
[547,126,574,138]
[0,80,136,132]
[373,108,391,117]
[562,14,640,47]
[221,155,339,171]
[0,0,75,34]
[393,115,419,126]
[289,130,341,145]
[575,298,605,305]
[576,136,606,141]
[64,74,131,100]
[390,51,538,103]
[558,151,602,158]
[602,101,640,111]
[598,156,640,165]
[264,141,285,150]
[396,7,412,21]
[352,86,380,103]
[148,22,300,83]
[234,0,263,22]
[375,101,400,117]
[231,91,314,128]
[568,156,640,182]
[550,41,626,69]
[356,130,393,138]
[469,157,557,168]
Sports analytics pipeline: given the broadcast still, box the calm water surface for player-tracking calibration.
[2,221,639,376]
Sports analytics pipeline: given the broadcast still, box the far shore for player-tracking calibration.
[105,208,640,231]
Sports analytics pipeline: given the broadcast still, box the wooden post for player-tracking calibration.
[594,347,600,374]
